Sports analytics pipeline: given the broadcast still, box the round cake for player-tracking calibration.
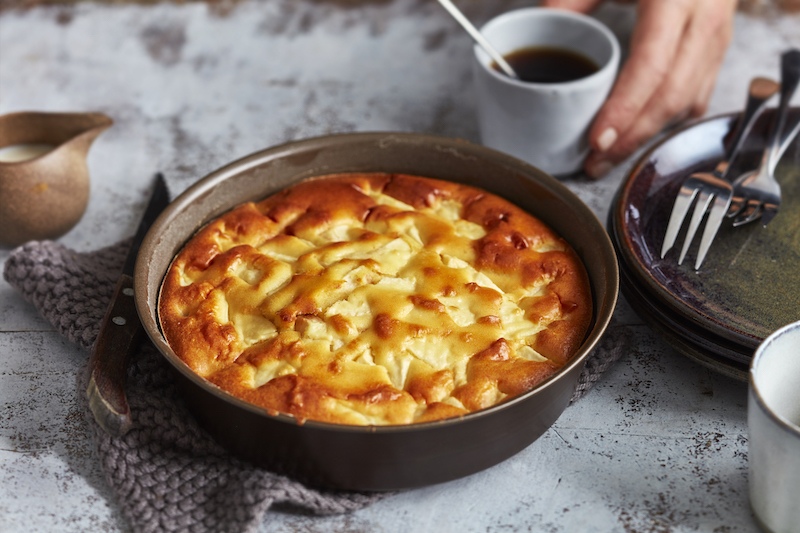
[158,173,592,425]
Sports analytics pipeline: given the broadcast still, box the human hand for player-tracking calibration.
[540,0,737,178]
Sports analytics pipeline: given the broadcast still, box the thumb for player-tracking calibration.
[539,0,605,13]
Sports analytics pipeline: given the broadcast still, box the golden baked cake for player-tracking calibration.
[159,173,592,425]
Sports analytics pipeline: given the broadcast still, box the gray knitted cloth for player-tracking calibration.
[3,239,629,533]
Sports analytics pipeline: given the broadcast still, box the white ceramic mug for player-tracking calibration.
[748,320,800,533]
[472,8,620,176]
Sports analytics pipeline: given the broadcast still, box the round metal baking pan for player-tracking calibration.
[135,132,619,491]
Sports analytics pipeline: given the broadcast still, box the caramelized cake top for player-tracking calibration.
[159,173,592,425]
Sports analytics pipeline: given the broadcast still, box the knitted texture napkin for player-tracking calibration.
[3,239,629,533]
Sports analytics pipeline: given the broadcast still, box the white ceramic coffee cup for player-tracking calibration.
[472,8,620,176]
[748,320,800,533]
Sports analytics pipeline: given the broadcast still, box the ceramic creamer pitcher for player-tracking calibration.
[0,111,113,246]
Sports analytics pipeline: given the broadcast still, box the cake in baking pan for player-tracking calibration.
[158,173,592,425]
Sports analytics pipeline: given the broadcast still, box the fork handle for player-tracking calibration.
[722,77,780,177]
[765,49,800,172]
[775,115,800,165]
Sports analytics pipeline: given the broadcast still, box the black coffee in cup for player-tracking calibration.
[492,46,599,83]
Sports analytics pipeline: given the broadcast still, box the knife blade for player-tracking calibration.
[86,173,170,437]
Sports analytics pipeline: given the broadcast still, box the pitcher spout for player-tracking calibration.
[0,111,113,159]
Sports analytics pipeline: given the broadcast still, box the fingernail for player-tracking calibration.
[587,160,613,179]
[597,128,617,152]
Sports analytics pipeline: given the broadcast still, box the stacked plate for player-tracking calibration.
[608,109,800,381]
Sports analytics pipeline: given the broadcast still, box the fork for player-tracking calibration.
[729,109,800,227]
[727,49,800,227]
[660,77,779,269]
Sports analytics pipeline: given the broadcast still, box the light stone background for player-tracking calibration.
[1,1,800,531]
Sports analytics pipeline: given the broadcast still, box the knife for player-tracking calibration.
[86,173,170,437]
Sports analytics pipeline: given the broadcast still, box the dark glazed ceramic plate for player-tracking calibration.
[135,132,619,491]
[611,109,800,353]
[616,249,750,381]
[608,211,751,381]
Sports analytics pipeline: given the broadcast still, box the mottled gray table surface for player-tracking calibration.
[1,1,799,531]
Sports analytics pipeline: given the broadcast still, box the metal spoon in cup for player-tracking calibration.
[435,0,519,79]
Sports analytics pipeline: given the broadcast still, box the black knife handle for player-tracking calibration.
[86,273,142,437]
